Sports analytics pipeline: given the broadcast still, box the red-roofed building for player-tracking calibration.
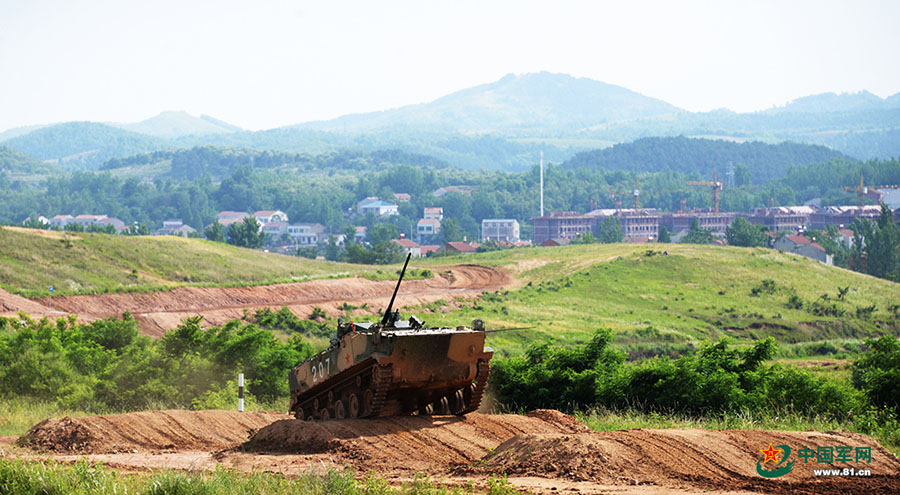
[393,193,411,202]
[540,237,571,247]
[773,235,832,265]
[443,241,478,254]
[392,238,422,257]
[423,207,443,220]
[420,245,441,256]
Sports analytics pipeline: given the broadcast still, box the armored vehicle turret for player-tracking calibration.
[288,254,493,420]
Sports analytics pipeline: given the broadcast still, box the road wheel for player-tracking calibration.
[450,389,466,415]
[435,396,450,415]
[348,392,360,418]
[294,406,303,420]
[320,408,331,420]
[334,400,346,419]
[363,389,374,417]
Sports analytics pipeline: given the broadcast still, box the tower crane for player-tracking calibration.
[844,174,900,208]
[686,170,723,213]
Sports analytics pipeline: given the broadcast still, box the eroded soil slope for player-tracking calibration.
[5,264,510,336]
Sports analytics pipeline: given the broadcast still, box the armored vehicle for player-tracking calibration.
[288,254,493,420]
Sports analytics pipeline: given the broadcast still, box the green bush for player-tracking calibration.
[492,333,865,419]
[853,336,900,409]
[0,313,314,411]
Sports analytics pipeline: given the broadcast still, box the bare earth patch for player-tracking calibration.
[5,409,899,494]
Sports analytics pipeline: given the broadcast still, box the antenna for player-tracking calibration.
[539,151,544,217]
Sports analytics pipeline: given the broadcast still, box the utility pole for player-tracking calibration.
[539,151,544,217]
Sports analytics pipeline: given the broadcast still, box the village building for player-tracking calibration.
[659,210,736,235]
[773,235,832,265]
[423,207,443,220]
[481,219,521,243]
[442,241,480,254]
[253,210,289,224]
[49,215,74,228]
[393,193,412,202]
[416,218,441,242]
[432,186,474,197]
[540,237,571,247]
[287,223,325,245]
[357,197,399,216]
[392,238,422,258]
[745,206,814,233]
[808,205,883,230]
[155,219,196,236]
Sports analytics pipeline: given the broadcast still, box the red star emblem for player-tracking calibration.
[344,353,351,365]
[761,443,781,464]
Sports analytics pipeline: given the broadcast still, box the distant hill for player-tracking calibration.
[0,146,54,175]
[117,111,241,138]
[764,90,900,114]
[100,145,451,181]
[564,136,852,184]
[4,73,900,171]
[1,122,167,170]
[293,72,683,134]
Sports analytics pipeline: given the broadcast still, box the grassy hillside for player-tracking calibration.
[410,244,900,355]
[0,227,382,297]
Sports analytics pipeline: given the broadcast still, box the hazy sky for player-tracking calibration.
[1,0,899,132]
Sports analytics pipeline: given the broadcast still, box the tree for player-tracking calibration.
[682,217,713,244]
[368,223,398,246]
[325,234,341,261]
[297,246,317,259]
[725,217,767,247]
[571,232,597,244]
[205,221,225,242]
[440,218,463,243]
[865,204,899,281]
[657,225,671,243]
[123,223,149,236]
[598,217,623,243]
[226,217,264,249]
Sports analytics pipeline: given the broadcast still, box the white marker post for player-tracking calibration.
[238,373,244,412]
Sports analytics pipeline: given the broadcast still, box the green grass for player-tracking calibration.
[0,459,521,495]
[0,227,389,297]
[411,244,900,355]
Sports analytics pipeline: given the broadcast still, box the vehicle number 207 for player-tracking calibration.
[312,358,330,382]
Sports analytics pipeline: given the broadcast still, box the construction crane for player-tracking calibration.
[606,178,642,211]
[686,170,723,213]
[843,174,900,208]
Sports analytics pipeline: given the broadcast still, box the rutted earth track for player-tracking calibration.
[4,409,899,494]
[2,265,511,337]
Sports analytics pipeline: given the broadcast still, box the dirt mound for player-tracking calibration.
[244,410,590,472]
[20,410,289,453]
[479,428,900,494]
[0,287,65,319]
[34,264,511,337]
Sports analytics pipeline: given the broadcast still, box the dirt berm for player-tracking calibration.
[24,264,510,337]
[20,410,288,453]
[15,409,900,494]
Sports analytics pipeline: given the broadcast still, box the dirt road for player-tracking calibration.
[6,409,899,494]
[1,264,511,336]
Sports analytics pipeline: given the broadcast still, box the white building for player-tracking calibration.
[357,198,399,216]
[482,219,520,243]
[417,218,441,241]
[287,223,325,245]
[254,210,289,224]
